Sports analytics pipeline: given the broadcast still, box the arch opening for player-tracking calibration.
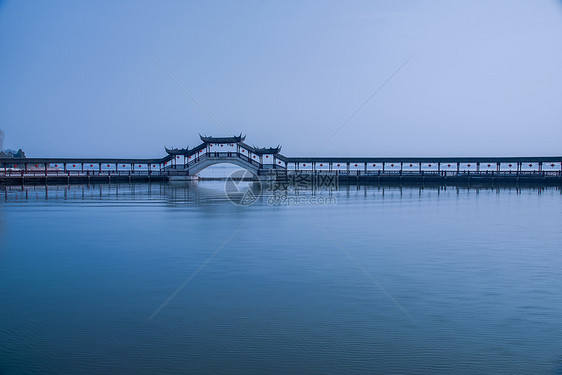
[189,159,259,178]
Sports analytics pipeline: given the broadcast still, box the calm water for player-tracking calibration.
[1,182,561,374]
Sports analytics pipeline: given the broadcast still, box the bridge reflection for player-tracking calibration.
[2,182,560,203]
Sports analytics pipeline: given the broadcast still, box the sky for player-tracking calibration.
[1,0,561,158]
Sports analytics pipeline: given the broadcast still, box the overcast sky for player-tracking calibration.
[1,1,561,158]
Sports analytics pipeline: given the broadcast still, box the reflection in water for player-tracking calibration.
[0,182,561,374]
[2,182,559,204]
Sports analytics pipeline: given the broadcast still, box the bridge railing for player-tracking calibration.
[1,168,560,178]
[284,170,562,177]
[187,151,262,168]
[0,170,187,177]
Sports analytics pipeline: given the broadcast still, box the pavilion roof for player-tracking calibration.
[200,134,245,143]
[165,146,189,155]
[250,146,282,155]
